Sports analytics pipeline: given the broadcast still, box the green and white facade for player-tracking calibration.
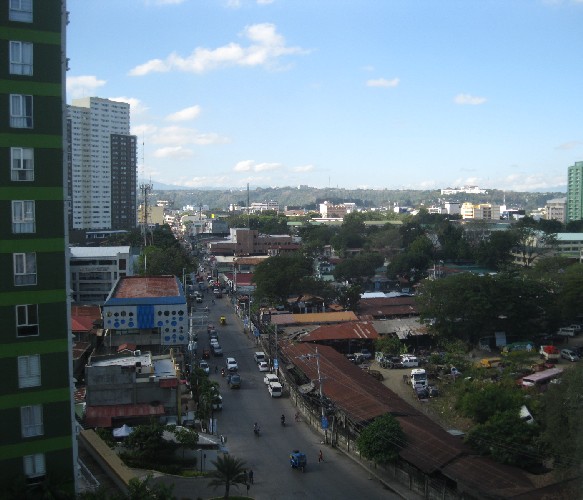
[0,0,76,494]
[567,161,583,223]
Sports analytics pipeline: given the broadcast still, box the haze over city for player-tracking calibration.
[67,0,583,192]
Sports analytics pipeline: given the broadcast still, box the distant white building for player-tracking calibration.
[319,201,356,218]
[441,186,487,195]
[70,246,134,304]
[545,198,567,224]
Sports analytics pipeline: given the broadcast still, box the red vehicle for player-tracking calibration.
[202,348,210,359]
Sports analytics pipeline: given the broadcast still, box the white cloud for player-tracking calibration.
[109,96,148,115]
[226,0,241,7]
[147,125,230,146]
[454,93,487,105]
[257,0,275,4]
[166,105,202,122]
[555,141,583,150]
[129,23,308,75]
[292,164,315,173]
[366,77,400,88]
[233,159,281,172]
[67,75,106,100]
[180,175,233,187]
[153,146,194,159]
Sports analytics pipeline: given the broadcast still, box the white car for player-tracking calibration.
[199,360,210,374]
[264,373,279,385]
[210,338,219,348]
[258,361,269,372]
[268,382,283,397]
[226,357,238,372]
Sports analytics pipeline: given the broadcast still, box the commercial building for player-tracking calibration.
[545,198,567,224]
[0,1,76,492]
[567,161,583,222]
[69,246,134,304]
[68,97,137,230]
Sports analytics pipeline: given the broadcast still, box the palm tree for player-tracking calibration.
[208,455,247,499]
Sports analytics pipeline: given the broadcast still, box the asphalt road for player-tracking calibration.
[155,293,401,500]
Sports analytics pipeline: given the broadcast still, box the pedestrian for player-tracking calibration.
[215,365,218,374]
[248,469,254,484]
[243,469,247,484]
[318,449,324,462]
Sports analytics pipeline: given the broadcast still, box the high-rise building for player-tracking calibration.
[567,161,583,223]
[0,0,76,494]
[68,97,137,230]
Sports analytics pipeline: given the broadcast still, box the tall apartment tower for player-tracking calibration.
[567,161,583,223]
[68,97,137,230]
[0,0,76,495]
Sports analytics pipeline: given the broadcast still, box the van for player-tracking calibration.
[268,382,283,398]
[254,351,266,363]
[400,356,419,368]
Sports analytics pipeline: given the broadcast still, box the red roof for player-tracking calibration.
[85,404,165,427]
[300,321,379,342]
[113,276,180,299]
[71,305,101,332]
[117,343,137,353]
[159,378,178,388]
[358,297,418,317]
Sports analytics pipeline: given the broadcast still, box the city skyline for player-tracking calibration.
[67,0,583,192]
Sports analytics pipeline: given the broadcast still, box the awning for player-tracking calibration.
[85,403,165,427]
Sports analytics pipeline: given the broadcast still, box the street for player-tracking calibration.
[155,292,401,499]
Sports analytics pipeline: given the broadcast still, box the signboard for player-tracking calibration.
[273,358,279,370]
[321,416,329,429]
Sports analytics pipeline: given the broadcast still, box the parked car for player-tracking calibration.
[211,394,223,410]
[199,360,210,374]
[268,382,283,398]
[415,386,429,399]
[254,352,266,363]
[258,361,269,372]
[212,344,223,356]
[264,373,279,385]
[561,349,580,362]
[359,349,373,360]
[226,357,238,371]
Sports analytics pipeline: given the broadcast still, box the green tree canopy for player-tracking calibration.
[456,382,523,424]
[356,413,406,465]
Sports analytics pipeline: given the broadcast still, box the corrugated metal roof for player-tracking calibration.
[271,311,358,326]
[112,275,180,299]
[71,305,101,332]
[300,321,379,342]
[281,343,418,423]
[280,342,537,497]
[359,296,418,317]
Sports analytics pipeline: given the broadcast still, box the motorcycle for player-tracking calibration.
[281,415,286,427]
[253,423,260,436]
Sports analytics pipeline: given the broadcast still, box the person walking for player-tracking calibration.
[318,449,324,463]
[248,469,254,484]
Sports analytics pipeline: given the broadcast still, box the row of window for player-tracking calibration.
[9,0,51,482]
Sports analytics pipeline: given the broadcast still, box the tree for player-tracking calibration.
[126,474,176,500]
[252,253,313,305]
[476,230,518,270]
[356,413,406,465]
[537,364,583,469]
[332,253,384,283]
[166,425,199,460]
[208,454,247,499]
[456,382,523,424]
[374,335,403,356]
[124,421,169,460]
[336,284,362,312]
[465,411,539,468]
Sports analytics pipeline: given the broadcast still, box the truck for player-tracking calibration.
[539,345,560,362]
[410,368,427,389]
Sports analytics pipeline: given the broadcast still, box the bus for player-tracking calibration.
[521,367,563,388]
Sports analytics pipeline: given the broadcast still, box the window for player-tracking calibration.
[10,94,33,128]
[11,147,34,181]
[16,304,39,337]
[18,354,41,388]
[14,252,37,285]
[23,454,45,480]
[21,405,43,437]
[10,41,33,75]
[9,0,32,22]
[12,200,35,233]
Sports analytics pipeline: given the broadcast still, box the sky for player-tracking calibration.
[66,0,583,192]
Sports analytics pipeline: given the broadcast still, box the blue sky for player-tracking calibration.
[67,0,583,192]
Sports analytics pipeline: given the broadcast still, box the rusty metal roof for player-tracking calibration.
[281,343,419,423]
[300,321,379,342]
[358,296,418,317]
[271,311,358,326]
[113,275,180,299]
[280,341,538,497]
[85,403,165,428]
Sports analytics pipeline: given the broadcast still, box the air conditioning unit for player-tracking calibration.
[134,350,141,356]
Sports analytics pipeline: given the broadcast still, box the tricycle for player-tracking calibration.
[220,316,226,326]
[289,450,306,472]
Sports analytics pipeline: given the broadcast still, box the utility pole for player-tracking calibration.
[299,347,328,444]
